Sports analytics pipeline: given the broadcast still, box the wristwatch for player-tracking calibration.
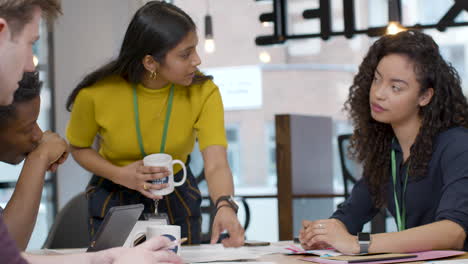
[214,195,239,214]
[357,232,371,254]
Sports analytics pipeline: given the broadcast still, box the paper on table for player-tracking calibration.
[309,250,343,257]
[303,250,465,264]
[248,243,292,255]
[287,249,342,257]
[196,262,275,264]
[285,244,342,256]
[181,244,283,263]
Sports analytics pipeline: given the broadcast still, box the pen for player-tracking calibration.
[164,237,187,250]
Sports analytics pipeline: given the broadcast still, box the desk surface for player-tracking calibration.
[259,252,468,264]
[32,244,468,263]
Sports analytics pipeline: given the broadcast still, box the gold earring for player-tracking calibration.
[150,71,157,80]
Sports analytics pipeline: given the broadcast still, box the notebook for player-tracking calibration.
[87,204,144,252]
[303,250,466,264]
[321,253,417,263]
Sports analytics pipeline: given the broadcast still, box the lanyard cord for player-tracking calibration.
[391,142,409,232]
[132,83,175,157]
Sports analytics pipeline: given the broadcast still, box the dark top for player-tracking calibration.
[332,127,468,250]
[0,214,27,264]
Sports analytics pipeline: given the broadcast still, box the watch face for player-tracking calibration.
[230,196,238,204]
[230,197,239,210]
[358,232,370,241]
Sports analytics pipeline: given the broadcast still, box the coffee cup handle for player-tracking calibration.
[172,160,187,187]
[132,232,146,247]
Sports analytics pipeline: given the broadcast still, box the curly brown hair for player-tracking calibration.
[344,30,468,207]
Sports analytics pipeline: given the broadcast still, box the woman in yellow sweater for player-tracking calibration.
[65,1,244,247]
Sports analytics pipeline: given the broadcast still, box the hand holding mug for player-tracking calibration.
[143,153,187,196]
[117,160,170,200]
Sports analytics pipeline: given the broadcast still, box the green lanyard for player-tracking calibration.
[132,83,175,157]
[391,145,409,232]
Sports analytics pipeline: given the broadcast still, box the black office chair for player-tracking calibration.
[42,192,89,249]
[337,134,358,199]
[337,134,387,233]
[195,170,250,243]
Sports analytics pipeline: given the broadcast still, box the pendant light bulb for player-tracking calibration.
[386,21,406,35]
[204,14,215,53]
[205,38,215,53]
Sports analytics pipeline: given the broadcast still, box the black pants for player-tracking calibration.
[86,163,202,244]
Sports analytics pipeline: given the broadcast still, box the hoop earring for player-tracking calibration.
[150,71,157,80]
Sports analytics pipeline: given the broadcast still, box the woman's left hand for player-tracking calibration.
[210,207,244,247]
[299,219,359,255]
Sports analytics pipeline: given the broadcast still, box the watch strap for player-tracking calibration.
[214,195,238,214]
[358,232,371,254]
[213,204,236,216]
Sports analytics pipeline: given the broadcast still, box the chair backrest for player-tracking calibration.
[42,192,89,249]
[337,134,358,199]
[337,134,387,233]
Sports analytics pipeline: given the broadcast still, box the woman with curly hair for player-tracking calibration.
[299,30,468,254]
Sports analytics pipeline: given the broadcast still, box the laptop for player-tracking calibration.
[87,204,144,252]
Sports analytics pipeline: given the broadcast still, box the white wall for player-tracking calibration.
[53,0,140,209]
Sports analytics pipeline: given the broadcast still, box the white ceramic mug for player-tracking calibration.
[132,225,181,254]
[123,219,167,248]
[143,153,187,196]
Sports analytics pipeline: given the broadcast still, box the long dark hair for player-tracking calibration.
[66,1,210,111]
[344,30,468,207]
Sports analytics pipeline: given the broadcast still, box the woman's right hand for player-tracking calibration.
[116,160,170,199]
[299,219,359,254]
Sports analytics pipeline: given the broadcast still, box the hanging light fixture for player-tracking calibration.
[33,55,39,67]
[259,51,271,63]
[386,0,406,35]
[204,0,215,53]
[386,21,405,35]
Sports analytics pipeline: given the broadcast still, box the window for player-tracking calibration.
[440,45,467,85]
[226,124,242,186]
[265,121,276,186]
[189,124,241,194]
